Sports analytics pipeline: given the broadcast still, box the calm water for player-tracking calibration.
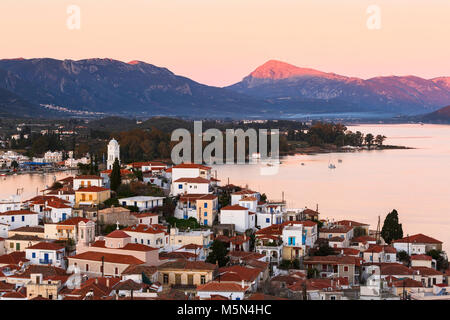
[1,124,449,251]
[212,124,450,252]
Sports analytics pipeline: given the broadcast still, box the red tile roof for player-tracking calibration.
[106,229,130,238]
[69,251,144,265]
[411,254,432,261]
[412,266,444,276]
[392,233,442,244]
[76,186,110,193]
[57,217,91,225]
[123,224,166,235]
[218,265,261,282]
[0,210,36,216]
[221,204,248,211]
[336,220,370,227]
[172,163,211,170]
[27,242,65,251]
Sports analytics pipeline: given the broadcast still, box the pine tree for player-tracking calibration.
[110,158,122,191]
[381,209,403,244]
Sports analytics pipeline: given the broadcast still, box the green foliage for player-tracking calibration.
[206,240,229,267]
[426,249,449,271]
[133,168,143,182]
[307,267,319,279]
[278,259,300,270]
[103,197,119,208]
[375,135,387,146]
[218,193,231,208]
[167,217,200,230]
[397,251,410,265]
[381,209,403,244]
[260,193,267,203]
[365,133,375,149]
[110,158,122,191]
[49,182,63,190]
[312,242,337,256]
[126,205,140,213]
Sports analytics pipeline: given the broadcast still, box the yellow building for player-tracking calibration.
[75,186,111,206]
[196,195,218,226]
[158,260,217,290]
[25,273,62,300]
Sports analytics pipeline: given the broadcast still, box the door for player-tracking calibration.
[188,274,194,285]
[62,213,67,221]
[44,253,49,263]
[175,274,182,285]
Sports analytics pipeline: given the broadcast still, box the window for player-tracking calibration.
[204,203,208,209]
[204,219,208,226]
[163,274,169,284]
[86,264,89,271]
[200,275,206,284]
[147,240,150,245]
[266,218,270,223]
[115,267,118,275]
[11,216,14,222]
[10,243,13,248]
[21,216,25,222]
[32,252,36,258]
[344,266,349,272]
[141,239,144,244]
[204,212,207,217]
[178,184,183,189]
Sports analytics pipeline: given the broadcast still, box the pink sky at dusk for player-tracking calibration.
[0,0,449,87]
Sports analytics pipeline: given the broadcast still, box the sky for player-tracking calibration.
[1,0,449,87]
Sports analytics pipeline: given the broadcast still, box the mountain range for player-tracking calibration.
[0,58,449,119]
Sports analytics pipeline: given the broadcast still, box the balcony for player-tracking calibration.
[39,259,53,265]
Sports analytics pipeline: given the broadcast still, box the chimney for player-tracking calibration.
[241,280,244,289]
[106,278,110,287]
[95,278,98,284]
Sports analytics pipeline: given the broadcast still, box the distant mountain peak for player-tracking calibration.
[250,59,339,80]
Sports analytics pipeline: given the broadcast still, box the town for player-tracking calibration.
[0,137,448,301]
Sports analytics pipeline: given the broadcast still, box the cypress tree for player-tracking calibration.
[110,158,122,191]
[381,209,403,244]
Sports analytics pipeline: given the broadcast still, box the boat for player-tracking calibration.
[328,164,336,169]
[301,163,305,166]
[338,159,342,163]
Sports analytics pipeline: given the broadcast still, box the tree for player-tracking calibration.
[50,182,63,190]
[364,133,374,149]
[381,209,403,244]
[313,242,337,256]
[397,251,410,265]
[206,240,229,267]
[426,249,449,271]
[307,267,319,279]
[110,158,122,191]
[375,135,386,146]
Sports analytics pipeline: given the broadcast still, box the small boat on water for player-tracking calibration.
[328,163,336,169]
[338,159,342,163]
[301,163,305,166]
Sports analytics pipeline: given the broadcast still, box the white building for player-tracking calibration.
[392,234,443,255]
[25,242,66,268]
[107,138,120,170]
[172,177,211,196]
[220,204,256,233]
[43,151,63,163]
[0,195,23,213]
[122,224,169,248]
[73,175,103,191]
[0,210,39,230]
[118,196,165,212]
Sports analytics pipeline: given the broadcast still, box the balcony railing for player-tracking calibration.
[39,259,53,264]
